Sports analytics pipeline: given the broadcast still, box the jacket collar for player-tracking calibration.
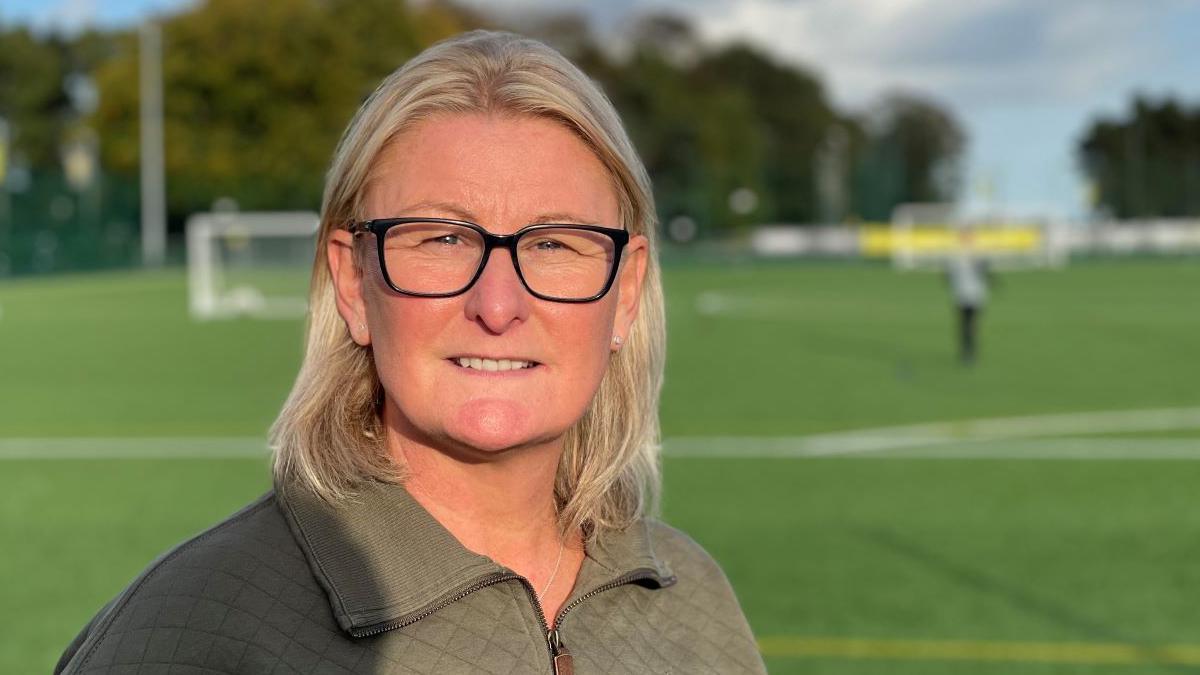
[277,479,674,635]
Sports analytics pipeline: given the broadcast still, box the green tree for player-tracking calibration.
[586,16,843,231]
[0,26,113,170]
[692,43,840,224]
[602,41,762,231]
[90,0,466,224]
[1080,96,1200,218]
[852,92,965,220]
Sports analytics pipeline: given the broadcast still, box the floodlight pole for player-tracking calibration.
[0,118,10,251]
[140,20,166,267]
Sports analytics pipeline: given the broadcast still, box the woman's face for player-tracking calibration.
[329,113,647,457]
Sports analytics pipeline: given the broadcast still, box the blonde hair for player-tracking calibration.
[270,30,665,536]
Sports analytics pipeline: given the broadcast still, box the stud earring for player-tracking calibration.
[612,335,623,347]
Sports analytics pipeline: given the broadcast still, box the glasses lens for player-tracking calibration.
[517,227,617,300]
[382,222,484,294]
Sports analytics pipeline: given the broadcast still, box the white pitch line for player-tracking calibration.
[1,407,1198,461]
[854,437,1200,461]
[663,406,1200,458]
[694,291,812,319]
[0,436,267,460]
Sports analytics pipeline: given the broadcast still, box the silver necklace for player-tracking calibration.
[537,538,566,603]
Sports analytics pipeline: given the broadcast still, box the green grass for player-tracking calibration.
[660,259,1199,435]
[1,459,270,671]
[2,258,1198,673]
[3,259,1196,437]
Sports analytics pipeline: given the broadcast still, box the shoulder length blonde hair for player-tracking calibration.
[270,30,666,536]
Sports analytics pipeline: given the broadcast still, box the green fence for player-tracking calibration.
[1,171,141,277]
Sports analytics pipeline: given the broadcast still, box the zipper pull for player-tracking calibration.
[548,628,574,675]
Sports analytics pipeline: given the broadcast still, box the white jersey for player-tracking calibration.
[947,253,988,307]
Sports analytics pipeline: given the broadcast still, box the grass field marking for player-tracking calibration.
[3,407,1197,460]
[879,437,1200,460]
[756,636,1200,666]
[665,436,1200,460]
[0,436,266,460]
[663,406,1200,458]
[694,290,812,319]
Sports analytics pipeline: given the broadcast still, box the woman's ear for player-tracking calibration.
[327,229,371,346]
[610,234,648,350]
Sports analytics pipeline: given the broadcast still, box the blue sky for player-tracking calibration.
[5,0,1199,220]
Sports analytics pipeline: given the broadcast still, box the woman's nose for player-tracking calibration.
[462,248,531,334]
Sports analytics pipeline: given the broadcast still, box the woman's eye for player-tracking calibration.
[533,239,567,251]
[430,234,461,245]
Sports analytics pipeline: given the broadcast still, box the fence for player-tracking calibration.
[0,171,141,277]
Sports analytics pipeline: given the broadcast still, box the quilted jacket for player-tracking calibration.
[56,479,767,674]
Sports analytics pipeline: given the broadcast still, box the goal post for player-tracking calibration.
[876,202,1068,270]
[187,211,319,320]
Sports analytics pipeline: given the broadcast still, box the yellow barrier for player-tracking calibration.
[860,225,1043,257]
[757,636,1200,666]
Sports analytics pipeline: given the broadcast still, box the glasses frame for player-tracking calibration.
[349,217,631,303]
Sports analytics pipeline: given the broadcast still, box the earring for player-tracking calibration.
[612,335,624,347]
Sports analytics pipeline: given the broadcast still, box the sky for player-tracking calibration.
[5,0,1199,221]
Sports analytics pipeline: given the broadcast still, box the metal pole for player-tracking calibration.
[140,21,166,266]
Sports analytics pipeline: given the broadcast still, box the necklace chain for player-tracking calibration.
[537,537,566,603]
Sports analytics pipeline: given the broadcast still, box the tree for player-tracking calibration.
[89,0,466,224]
[586,18,846,230]
[1080,96,1200,218]
[0,25,115,170]
[63,3,965,233]
[851,92,966,221]
[577,15,757,232]
[692,43,840,224]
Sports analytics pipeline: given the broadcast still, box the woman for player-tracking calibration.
[57,31,765,674]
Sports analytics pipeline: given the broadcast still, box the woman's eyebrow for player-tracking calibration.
[395,203,596,226]
[528,212,598,225]
[397,200,478,221]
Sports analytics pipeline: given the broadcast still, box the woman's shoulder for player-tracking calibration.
[583,518,767,674]
[624,514,753,610]
[55,491,326,674]
[642,518,732,581]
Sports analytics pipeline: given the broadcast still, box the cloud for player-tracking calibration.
[680,0,1183,109]
[458,0,1199,216]
[461,0,1193,110]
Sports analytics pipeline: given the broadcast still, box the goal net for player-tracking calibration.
[187,211,319,320]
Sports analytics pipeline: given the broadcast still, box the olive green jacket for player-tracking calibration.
[56,480,766,674]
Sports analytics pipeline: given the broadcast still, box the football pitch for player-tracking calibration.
[2,258,1198,673]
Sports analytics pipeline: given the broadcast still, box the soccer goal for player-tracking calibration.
[186,211,319,320]
[885,202,1068,271]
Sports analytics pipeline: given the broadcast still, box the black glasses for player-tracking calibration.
[349,218,630,303]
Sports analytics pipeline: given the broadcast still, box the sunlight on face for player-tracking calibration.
[360,113,629,456]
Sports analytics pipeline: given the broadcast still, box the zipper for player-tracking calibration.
[552,567,670,627]
[547,626,573,675]
[352,566,674,675]
[351,570,567,672]
[541,567,675,675]
[509,574,565,674]
[350,571,520,638]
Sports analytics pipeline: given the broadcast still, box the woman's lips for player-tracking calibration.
[448,357,540,372]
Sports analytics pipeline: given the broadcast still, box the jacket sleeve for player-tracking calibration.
[649,521,768,674]
[693,551,768,674]
[54,598,116,674]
